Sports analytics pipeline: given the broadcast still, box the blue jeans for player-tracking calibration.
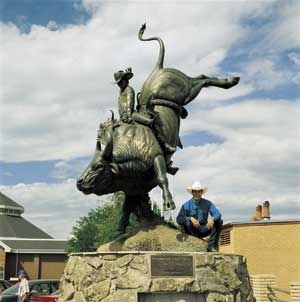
[184,219,223,249]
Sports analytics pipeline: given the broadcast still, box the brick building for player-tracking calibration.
[219,201,300,294]
[0,192,68,279]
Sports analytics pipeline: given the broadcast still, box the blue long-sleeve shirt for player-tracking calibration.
[176,197,221,226]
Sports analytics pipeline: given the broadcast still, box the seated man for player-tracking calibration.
[176,181,223,252]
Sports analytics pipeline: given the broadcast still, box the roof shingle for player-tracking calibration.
[0,214,53,238]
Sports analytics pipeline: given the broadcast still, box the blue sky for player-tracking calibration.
[0,0,90,31]
[0,0,299,238]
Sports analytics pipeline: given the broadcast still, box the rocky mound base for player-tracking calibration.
[97,216,207,252]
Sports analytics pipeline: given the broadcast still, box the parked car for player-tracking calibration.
[30,290,59,302]
[0,281,12,293]
[0,279,59,302]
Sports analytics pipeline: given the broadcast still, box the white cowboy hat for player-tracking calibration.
[186,181,208,194]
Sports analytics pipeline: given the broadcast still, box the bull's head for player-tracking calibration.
[76,140,106,194]
[76,112,119,195]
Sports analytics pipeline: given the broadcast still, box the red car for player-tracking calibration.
[30,290,59,302]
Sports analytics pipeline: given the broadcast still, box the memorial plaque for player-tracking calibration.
[150,255,194,277]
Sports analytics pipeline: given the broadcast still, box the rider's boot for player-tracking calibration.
[131,112,154,127]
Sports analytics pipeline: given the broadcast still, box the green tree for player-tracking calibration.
[167,215,174,225]
[152,200,161,217]
[68,192,138,252]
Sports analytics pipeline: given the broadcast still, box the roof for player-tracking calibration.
[223,219,300,228]
[0,238,68,253]
[0,214,52,238]
[0,192,24,212]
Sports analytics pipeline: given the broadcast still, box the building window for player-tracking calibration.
[220,229,231,245]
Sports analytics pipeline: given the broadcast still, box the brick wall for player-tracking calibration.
[219,222,300,292]
[0,246,5,278]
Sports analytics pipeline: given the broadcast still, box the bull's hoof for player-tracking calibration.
[167,166,179,175]
[228,77,240,87]
[169,203,176,210]
[163,201,176,211]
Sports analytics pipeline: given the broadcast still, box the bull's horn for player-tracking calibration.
[102,131,113,161]
[110,163,119,174]
[110,110,114,121]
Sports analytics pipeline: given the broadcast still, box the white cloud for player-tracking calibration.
[171,98,300,219]
[0,180,103,239]
[288,52,300,66]
[191,83,254,105]
[50,158,90,180]
[81,0,102,14]
[0,1,278,162]
[263,1,300,52]
[46,20,59,31]
[240,56,299,90]
[195,49,227,75]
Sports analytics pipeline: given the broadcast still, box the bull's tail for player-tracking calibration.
[138,23,165,70]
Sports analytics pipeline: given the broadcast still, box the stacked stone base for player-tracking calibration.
[59,251,254,302]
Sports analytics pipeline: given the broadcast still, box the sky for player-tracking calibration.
[0,0,299,239]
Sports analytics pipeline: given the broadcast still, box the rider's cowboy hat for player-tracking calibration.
[186,181,208,194]
[113,67,133,84]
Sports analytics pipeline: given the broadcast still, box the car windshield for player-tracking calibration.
[1,282,20,295]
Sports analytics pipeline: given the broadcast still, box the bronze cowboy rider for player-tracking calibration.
[114,67,135,124]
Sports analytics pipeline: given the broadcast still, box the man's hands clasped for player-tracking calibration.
[190,217,214,230]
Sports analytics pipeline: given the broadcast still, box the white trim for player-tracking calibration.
[0,205,24,211]
[9,249,67,254]
[0,238,67,253]
[0,241,12,252]
[223,219,300,226]
[0,213,21,217]
[0,237,66,241]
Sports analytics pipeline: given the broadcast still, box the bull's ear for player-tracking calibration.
[110,163,119,174]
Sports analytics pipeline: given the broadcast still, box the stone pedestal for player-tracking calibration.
[59,251,254,302]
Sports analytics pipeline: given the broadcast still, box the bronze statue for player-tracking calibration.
[77,24,240,233]
[136,23,239,167]
[77,111,175,209]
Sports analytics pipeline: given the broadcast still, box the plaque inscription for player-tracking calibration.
[150,255,194,277]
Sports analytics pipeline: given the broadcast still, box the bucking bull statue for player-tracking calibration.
[77,24,239,233]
